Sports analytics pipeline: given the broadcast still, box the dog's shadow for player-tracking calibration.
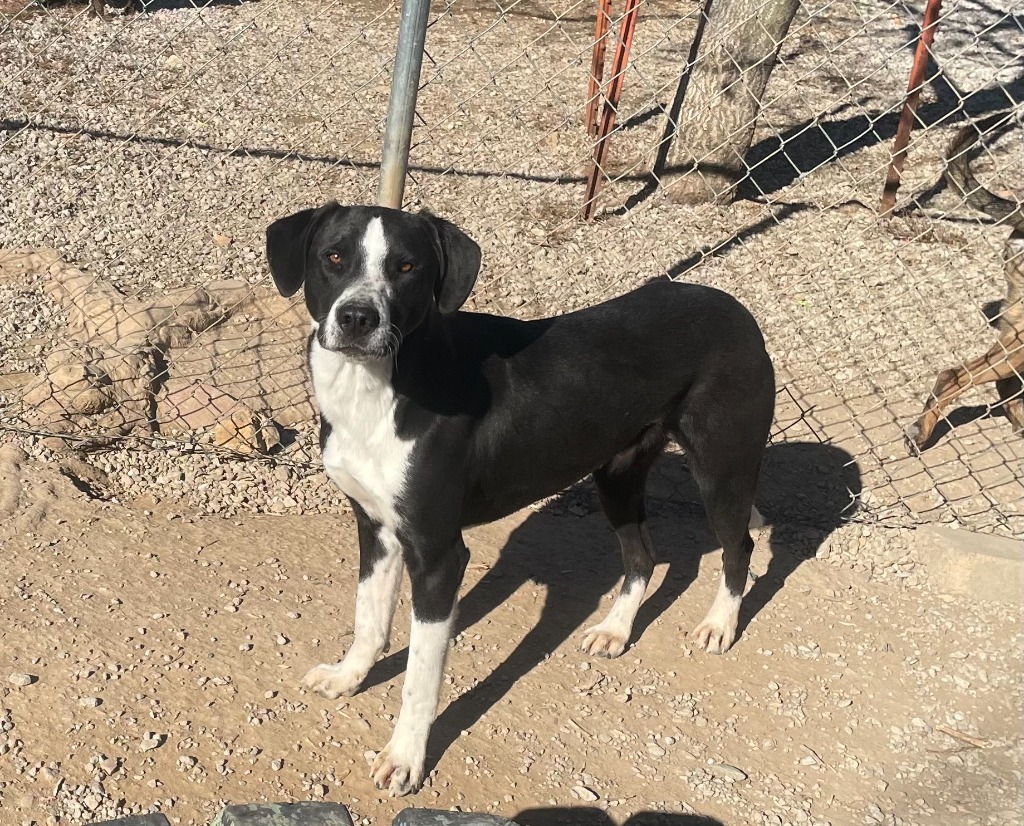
[363,441,860,777]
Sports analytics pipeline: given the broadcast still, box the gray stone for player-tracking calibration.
[212,802,355,826]
[709,763,748,782]
[92,816,171,826]
[393,810,516,826]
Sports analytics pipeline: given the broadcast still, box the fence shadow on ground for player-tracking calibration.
[737,71,1024,200]
[33,0,250,14]
[0,117,591,186]
[358,441,861,777]
[627,69,1024,212]
[513,807,725,826]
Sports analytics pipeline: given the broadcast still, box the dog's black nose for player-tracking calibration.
[337,304,381,337]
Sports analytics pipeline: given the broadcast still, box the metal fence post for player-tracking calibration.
[377,0,432,209]
[878,0,943,215]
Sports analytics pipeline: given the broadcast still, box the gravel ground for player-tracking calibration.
[1,0,1022,535]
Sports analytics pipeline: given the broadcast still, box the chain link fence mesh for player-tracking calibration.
[1,0,1021,534]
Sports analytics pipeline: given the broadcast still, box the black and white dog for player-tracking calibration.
[266,204,775,796]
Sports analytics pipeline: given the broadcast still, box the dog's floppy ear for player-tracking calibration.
[266,202,340,297]
[423,211,482,314]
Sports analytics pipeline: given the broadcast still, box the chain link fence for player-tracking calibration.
[0,0,1021,535]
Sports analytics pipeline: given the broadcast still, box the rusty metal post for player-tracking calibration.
[585,0,614,137]
[879,0,943,215]
[582,0,641,221]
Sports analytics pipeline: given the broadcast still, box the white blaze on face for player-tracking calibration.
[361,216,390,298]
[323,215,393,351]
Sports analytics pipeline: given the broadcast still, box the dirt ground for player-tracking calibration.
[1,446,1021,826]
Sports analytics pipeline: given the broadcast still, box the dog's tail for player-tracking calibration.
[944,111,1024,232]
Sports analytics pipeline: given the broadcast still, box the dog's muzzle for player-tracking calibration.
[336,303,380,340]
[321,300,391,357]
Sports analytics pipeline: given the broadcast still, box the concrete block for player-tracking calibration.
[914,526,1023,603]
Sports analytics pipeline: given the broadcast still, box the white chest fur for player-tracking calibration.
[309,339,413,530]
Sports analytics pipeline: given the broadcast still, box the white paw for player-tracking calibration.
[691,615,738,655]
[370,736,426,797]
[300,662,367,700]
[580,622,629,658]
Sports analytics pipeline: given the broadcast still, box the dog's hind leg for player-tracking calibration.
[996,376,1024,433]
[910,236,1023,448]
[581,426,667,659]
[908,336,1024,450]
[687,465,760,654]
[674,376,772,655]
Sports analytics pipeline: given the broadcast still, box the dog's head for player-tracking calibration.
[266,204,481,358]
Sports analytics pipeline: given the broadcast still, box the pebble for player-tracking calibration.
[709,763,748,782]
[78,696,102,708]
[138,733,163,752]
[866,803,885,823]
[8,673,35,686]
[571,785,599,802]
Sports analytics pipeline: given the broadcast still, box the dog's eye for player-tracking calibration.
[399,262,414,273]
[326,253,342,265]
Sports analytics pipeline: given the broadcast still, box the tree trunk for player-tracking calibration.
[663,0,800,204]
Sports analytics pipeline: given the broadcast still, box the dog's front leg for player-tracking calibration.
[371,535,468,797]
[302,504,403,699]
